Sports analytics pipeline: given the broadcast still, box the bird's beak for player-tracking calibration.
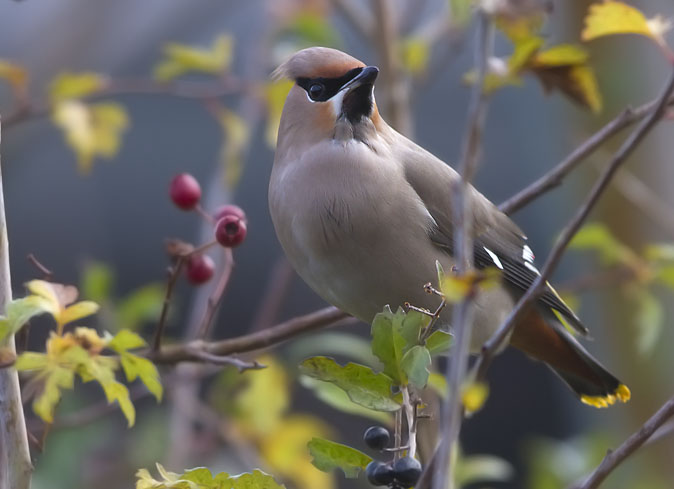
[339,66,379,93]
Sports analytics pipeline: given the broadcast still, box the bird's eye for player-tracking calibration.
[308,83,325,101]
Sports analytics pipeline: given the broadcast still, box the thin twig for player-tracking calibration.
[499,96,674,215]
[434,12,494,489]
[331,0,374,39]
[249,257,295,333]
[152,257,186,352]
[26,253,52,280]
[148,306,348,364]
[568,394,674,489]
[197,247,234,339]
[183,347,264,372]
[372,0,412,135]
[476,68,674,380]
[3,76,252,130]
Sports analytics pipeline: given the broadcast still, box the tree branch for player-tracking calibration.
[3,76,251,130]
[147,306,348,364]
[0,120,32,489]
[476,67,674,379]
[499,95,674,216]
[434,12,494,489]
[568,394,674,489]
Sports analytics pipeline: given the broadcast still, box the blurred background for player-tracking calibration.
[1,0,673,488]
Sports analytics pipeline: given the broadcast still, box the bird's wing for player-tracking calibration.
[400,141,588,335]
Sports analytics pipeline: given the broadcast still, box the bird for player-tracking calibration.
[268,47,630,408]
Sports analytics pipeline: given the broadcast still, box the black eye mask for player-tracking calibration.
[296,67,363,102]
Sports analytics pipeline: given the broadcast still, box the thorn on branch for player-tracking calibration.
[26,253,52,280]
[185,347,265,372]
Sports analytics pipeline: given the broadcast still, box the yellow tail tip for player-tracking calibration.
[580,384,631,408]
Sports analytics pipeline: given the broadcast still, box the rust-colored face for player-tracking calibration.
[274,48,380,144]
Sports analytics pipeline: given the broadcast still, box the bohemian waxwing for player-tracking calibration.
[268,47,630,408]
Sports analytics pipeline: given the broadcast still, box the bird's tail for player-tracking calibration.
[510,309,631,408]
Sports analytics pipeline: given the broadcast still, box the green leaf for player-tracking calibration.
[284,12,341,47]
[307,438,372,478]
[33,365,75,423]
[108,329,147,352]
[400,346,431,388]
[633,290,663,355]
[427,372,448,399]
[569,223,633,265]
[48,72,105,103]
[120,353,163,401]
[117,283,164,331]
[230,470,286,489]
[371,308,407,384]
[426,330,452,356]
[263,79,293,147]
[154,35,234,81]
[81,261,114,304]
[0,295,54,342]
[299,376,392,423]
[181,468,216,485]
[399,310,429,349]
[14,352,49,371]
[299,357,400,412]
[655,264,674,289]
[456,454,514,486]
[101,380,136,427]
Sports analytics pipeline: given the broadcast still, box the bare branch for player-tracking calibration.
[148,306,348,365]
[476,68,674,379]
[499,96,674,215]
[183,348,264,372]
[434,12,495,489]
[0,121,32,489]
[568,394,674,489]
[152,257,186,352]
[3,76,252,130]
[331,0,374,39]
[197,248,234,339]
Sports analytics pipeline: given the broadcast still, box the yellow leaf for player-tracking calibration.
[494,12,546,43]
[234,355,289,436]
[219,108,251,189]
[25,280,66,317]
[73,326,106,353]
[531,63,602,113]
[48,72,106,104]
[582,1,672,46]
[400,37,431,76]
[533,44,589,67]
[52,100,129,173]
[461,381,489,414]
[154,34,234,81]
[0,59,28,98]
[261,415,335,489]
[61,301,100,327]
[263,79,293,147]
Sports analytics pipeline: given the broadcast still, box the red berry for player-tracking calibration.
[215,215,247,248]
[213,204,247,224]
[185,254,214,284]
[169,173,201,210]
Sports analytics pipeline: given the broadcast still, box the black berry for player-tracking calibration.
[365,460,394,486]
[392,456,422,486]
[364,426,390,450]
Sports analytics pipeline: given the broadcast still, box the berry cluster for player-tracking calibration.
[363,426,422,488]
[168,173,247,285]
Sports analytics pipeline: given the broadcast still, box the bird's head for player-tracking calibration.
[273,47,383,152]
